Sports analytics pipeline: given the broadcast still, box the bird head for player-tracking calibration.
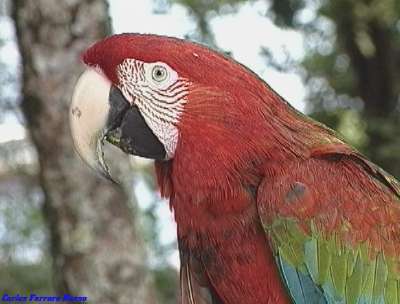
[70,33,298,182]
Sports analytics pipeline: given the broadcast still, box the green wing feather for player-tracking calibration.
[265,217,399,304]
[257,153,400,304]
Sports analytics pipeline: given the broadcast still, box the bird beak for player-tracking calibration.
[69,68,166,182]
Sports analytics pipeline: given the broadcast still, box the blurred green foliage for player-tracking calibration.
[0,162,51,290]
[153,266,179,304]
[0,262,54,294]
[174,0,251,44]
[303,0,400,176]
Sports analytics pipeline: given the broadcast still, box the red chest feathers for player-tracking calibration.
[170,185,290,304]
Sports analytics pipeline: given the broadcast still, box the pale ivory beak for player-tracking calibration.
[69,69,114,181]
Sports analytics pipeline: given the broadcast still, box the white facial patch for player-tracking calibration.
[116,59,190,159]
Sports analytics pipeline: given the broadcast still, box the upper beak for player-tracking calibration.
[69,68,166,182]
[69,69,128,182]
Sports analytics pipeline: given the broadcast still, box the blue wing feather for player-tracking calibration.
[277,254,328,304]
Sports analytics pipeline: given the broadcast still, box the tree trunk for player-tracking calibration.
[11,1,155,303]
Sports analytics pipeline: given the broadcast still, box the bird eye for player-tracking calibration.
[151,65,168,82]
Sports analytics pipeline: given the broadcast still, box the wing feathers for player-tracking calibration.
[257,154,400,304]
[277,250,327,304]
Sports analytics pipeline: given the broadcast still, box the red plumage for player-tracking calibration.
[83,34,400,304]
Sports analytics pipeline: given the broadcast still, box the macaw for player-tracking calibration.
[69,34,400,304]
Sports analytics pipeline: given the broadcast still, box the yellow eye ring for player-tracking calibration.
[152,65,168,82]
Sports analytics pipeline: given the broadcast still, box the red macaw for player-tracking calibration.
[69,34,400,304]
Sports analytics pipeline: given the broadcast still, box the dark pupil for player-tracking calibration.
[156,69,163,77]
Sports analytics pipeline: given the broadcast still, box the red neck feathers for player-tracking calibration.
[155,59,337,204]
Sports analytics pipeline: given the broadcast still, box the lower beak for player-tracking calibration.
[69,69,166,182]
